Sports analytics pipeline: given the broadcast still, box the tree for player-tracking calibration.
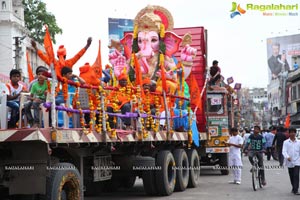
[23,0,62,44]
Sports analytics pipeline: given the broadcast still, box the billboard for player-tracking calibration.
[266,34,300,83]
[108,18,133,42]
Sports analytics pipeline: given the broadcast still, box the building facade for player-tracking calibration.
[0,0,44,83]
[240,87,269,129]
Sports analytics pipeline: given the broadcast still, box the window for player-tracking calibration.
[297,84,300,99]
[292,86,297,100]
[2,1,6,10]
[207,94,224,114]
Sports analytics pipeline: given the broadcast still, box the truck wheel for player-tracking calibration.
[187,149,200,188]
[219,154,229,175]
[47,163,83,200]
[155,151,176,196]
[173,149,189,191]
[142,170,158,196]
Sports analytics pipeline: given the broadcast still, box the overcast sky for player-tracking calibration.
[43,0,300,88]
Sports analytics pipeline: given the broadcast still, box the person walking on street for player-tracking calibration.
[264,126,277,161]
[225,128,244,185]
[273,126,288,166]
[282,128,300,195]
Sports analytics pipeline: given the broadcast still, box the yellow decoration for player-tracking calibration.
[160,24,165,38]
[159,53,164,66]
[133,25,138,39]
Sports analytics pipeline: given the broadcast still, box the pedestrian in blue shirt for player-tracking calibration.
[264,126,277,161]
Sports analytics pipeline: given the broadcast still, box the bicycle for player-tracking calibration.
[251,153,263,191]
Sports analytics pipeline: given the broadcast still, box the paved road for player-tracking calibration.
[86,156,298,200]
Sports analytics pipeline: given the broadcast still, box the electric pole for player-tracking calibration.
[13,36,22,70]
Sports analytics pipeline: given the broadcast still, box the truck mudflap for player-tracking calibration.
[206,147,229,153]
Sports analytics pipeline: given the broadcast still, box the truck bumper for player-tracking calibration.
[206,147,229,153]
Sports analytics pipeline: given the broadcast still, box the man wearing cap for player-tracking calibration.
[31,37,92,78]
[106,73,132,129]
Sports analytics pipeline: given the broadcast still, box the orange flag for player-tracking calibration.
[26,51,34,82]
[284,113,290,128]
[189,74,201,106]
[92,40,102,79]
[133,54,142,86]
[44,25,55,65]
[197,93,203,114]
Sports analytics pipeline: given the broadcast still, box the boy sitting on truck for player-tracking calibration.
[6,69,27,128]
[24,66,48,128]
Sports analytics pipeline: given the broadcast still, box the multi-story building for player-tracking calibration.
[287,68,300,126]
[0,0,44,83]
[240,87,269,129]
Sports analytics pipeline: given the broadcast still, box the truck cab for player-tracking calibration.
[201,88,231,175]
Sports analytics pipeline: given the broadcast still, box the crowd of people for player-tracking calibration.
[226,125,300,195]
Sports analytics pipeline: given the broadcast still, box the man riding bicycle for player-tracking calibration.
[244,125,267,186]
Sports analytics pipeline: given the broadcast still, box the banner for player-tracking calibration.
[266,34,300,83]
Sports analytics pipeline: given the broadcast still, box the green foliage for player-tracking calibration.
[23,0,62,44]
[159,40,166,54]
[132,38,139,53]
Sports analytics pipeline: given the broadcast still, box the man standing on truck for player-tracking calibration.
[244,125,267,186]
[209,60,221,86]
[225,127,244,185]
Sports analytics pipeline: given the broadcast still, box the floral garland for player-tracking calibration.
[87,88,95,131]
[47,80,51,92]
[95,86,102,133]
[62,77,68,102]
[72,82,80,108]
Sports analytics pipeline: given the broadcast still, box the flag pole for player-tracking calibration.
[50,63,57,128]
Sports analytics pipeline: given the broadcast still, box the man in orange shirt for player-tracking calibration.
[31,37,92,78]
[106,73,132,129]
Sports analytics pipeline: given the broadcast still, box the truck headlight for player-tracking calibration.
[214,139,220,145]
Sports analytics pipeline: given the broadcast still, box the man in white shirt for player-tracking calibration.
[225,127,244,184]
[282,128,300,195]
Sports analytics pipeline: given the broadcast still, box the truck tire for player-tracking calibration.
[187,149,200,188]
[142,170,158,196]
[219,153,229,175]
[173,149,189,191]
[155,151,176,196]
[47,163,83,200]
